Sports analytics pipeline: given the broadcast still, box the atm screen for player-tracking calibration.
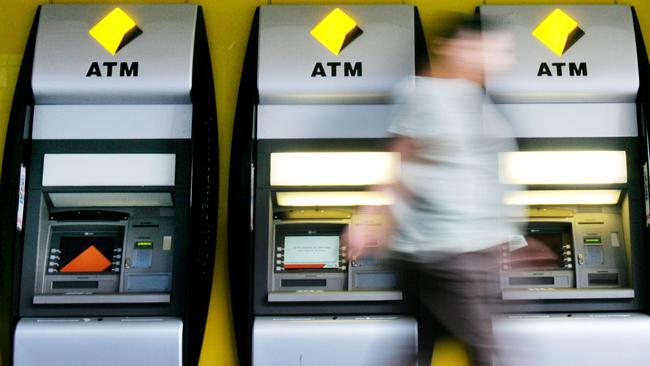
[509,223,571,270]
[283,235,340,269]
[510,232,564,270]
[57,235,119,273]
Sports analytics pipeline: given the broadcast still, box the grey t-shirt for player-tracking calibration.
[387,76,521,261]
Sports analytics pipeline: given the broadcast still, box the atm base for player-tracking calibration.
[14,317,182,366]
[502,288,635,301]
[492,313,650,366]
[253,315,417,366]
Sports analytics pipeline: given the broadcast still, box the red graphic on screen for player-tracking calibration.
[60,245,112,273]
[283,264,327,269]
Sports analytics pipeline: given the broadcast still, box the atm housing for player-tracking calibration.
[481,4,647,312]
[0,4,218,366]
[481,6,650,365]
[229,5,429,365]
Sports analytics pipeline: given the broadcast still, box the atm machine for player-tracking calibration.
[0,5,218,366]
[479,5,650,365]
[229,5,429,366]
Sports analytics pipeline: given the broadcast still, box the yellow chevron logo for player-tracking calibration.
[89,8,142,55]
[310,8,363,55]
[532,9,584,56]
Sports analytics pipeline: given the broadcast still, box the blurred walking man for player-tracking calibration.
[348,15,519,366]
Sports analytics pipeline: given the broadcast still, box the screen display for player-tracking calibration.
[58,236,117,273]
[283,236,340,269]
[510,232,565,270]
[584,237,602,244]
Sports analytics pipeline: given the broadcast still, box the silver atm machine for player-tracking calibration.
[0,5,218,366]
[479,5,650,365]
[229,5,429,366]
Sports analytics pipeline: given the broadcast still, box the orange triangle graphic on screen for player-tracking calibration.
[60,245,111,272]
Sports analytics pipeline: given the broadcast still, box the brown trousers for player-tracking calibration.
[394,247,501,366]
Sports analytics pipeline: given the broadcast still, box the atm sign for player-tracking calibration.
[310,8,363,78]
[533,9,588,78]
[537,62,587,77]
[311,62,362,77]
[86,8,141,78]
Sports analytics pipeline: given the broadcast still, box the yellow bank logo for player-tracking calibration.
[86,8,140,77]
[89,8,142,55]
[532,8,584,56]
[310,8,363,55]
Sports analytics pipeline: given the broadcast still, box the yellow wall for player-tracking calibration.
[0,1,648,366]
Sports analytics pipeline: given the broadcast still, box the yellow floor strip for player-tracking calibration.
[430,337,471,366]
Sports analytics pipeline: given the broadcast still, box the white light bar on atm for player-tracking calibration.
[270,152,399,186]
[49,192,174,208]
[499,151,627,185]
[43,154,176,187]
[276,191,393,207]
[504,189,622,206]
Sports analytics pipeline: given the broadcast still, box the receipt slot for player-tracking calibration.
[228,5,429,365]
[0,5,218,366]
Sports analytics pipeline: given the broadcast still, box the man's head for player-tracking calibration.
[428,14,515,85]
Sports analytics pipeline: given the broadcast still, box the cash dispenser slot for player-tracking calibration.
[509,277,555,286]
[588,273,620,286]
[281,279,327,287]
[52,281,99,289]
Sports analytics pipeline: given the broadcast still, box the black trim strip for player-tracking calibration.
[228,8,260,366]
[184,7,219,366]
[0,7,40,366]
[281,279,327,287]
[52,281,99,289]
[49,210,129,222]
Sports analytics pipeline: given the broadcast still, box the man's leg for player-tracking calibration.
[417,249,500,366]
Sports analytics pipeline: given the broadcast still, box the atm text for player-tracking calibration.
[537,62,587,77]
[86,62,139,77]
[311,62,362,77]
